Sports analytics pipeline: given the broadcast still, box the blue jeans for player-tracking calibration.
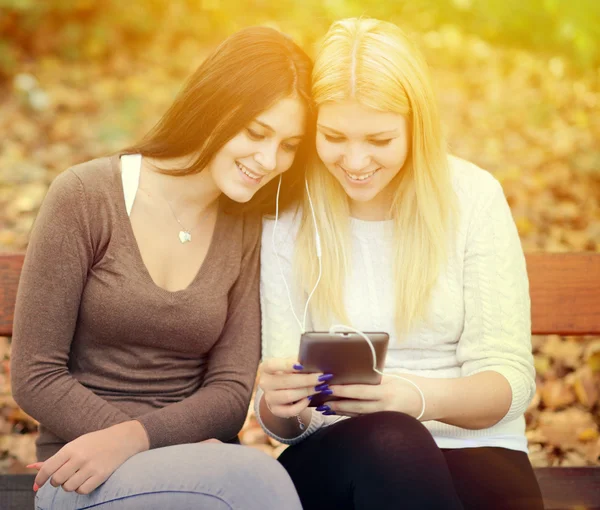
[35,443,302,509]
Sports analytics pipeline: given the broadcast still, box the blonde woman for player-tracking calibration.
[255,18,544,510]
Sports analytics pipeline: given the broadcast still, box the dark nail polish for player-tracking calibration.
[318,373,334,382]
[323,410,337,416]
[316,405,330,412]
[315,383,329,392]
[320,389,333,396]
[307,395,313,401]
[293,364,304,371]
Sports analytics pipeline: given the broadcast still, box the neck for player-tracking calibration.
[348,192,393,221]
[142,155,221,208]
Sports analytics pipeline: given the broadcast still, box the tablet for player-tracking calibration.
[298,331,389,407]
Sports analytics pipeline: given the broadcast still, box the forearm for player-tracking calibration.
[11,362,132,442]
[137,383,252,449]
[109,420,149,455]
[256,390,314,440]
[411,371,512,429]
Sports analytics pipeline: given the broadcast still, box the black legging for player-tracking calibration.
[277,412,544,510]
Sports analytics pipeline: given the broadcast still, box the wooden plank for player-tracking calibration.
[535,467,600,510]
[526,253,600,336]
[0,254,23,337]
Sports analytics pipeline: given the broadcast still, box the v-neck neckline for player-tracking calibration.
[110,153,225,296]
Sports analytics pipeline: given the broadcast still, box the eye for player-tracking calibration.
[370,139,393,147]
[323,134,345,143]
[246,128,265,141]
[282,142,300,153]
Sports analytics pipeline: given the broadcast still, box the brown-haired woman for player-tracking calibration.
[11,26,310,510]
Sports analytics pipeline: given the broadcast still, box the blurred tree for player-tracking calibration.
[1,0,599,78]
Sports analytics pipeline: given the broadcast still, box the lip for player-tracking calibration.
[236,161,265,184]
[338,164,380,185]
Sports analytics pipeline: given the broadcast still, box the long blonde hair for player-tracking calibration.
[296,18,457,336]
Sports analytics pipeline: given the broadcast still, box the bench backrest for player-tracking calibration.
[0,254,23,337]
[3,252,599,337]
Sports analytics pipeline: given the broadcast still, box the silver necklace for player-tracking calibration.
[140,188,214,244]
[164,199,194,244]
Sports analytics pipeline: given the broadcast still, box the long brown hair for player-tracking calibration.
[124,27,314,214]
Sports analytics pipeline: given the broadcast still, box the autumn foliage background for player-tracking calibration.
[0,0,599,473]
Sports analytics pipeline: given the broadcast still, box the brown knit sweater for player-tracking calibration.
[10,155,261,461]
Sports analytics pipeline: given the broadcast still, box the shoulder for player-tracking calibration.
[262,206,302,244]
[43,156,114,211]
[448,155,507,232]
[448,155,504,204]
[50,155,115,200]
[68,155,116,196]
[260,206,303,264]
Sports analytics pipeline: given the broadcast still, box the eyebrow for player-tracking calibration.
[254,119,304,140]
[317,124,398,137]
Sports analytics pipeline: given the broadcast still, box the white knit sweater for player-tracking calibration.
[255,156,536,453]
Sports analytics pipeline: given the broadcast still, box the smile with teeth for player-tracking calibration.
[236,161,263,181]
[340,166,379,181]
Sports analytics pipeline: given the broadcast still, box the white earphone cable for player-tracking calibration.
[328,324,426,421]
[272,175,426,421]
[273,175,304,331]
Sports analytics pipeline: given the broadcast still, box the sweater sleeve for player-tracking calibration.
[254,213,346,445]
[457,178,536,425]
[10,169,132,443]
[136,215,262,449]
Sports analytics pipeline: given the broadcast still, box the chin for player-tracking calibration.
[222,186,255,204]
[344,187,381,203]
[225,192,254,204]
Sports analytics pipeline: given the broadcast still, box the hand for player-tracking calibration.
[259,358,333,418]
[29,420,149,494]
[327,375,427,419]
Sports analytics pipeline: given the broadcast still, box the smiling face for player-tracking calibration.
[316,99,409,217]
[208,95,307,203]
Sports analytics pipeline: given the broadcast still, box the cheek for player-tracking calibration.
[316,140,341,165]
[380,140,408,169]
[221,134,253,159]
[277,151,297,174]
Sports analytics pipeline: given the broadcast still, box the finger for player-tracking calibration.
[201,438,222,444]
[268,397,311,419]
[260,358,304,375]
[35,451,69,489]
[61,468,93,493]
[266,386,318,406]
[328,384,377,400]
[49,459,80,488]
[76,475,103,495]
[260,371,325,392]
[26,462,44,470]
[328,399,381,415]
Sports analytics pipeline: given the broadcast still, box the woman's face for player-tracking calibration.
[209,96,306,203]
[316,99,409,212]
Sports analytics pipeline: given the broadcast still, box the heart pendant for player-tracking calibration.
[178,230,192,244]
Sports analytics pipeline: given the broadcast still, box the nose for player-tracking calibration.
[254,142,278,173]
[343,144,370,172]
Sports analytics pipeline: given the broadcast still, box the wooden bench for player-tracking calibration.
[1,252,599,509]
